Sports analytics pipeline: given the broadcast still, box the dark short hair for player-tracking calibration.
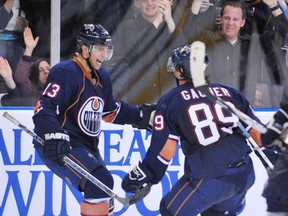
[221,1,246,20]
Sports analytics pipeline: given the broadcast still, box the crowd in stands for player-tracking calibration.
[0,0,287,107]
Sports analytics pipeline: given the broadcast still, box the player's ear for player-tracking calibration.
[176,66,185,79]
[81,45,89,58]
[174,66,185,79]
[240,19,245,27]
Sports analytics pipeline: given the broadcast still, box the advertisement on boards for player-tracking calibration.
[0,108,276,216]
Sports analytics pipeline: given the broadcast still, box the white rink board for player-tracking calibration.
[0,108,277,216]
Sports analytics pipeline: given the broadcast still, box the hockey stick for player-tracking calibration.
[237,122,274,171]
[189,41,267,134]
[2,111,151,206]
[189,41,274,171]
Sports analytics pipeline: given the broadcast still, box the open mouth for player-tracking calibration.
[96,59,103,64]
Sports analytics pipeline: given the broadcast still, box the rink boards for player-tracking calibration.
[0,108,276,216]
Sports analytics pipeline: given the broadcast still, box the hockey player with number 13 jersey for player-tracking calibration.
[32,23,155,216]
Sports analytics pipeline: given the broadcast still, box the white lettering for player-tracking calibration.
[190,89,200,99]
[45,132,70,142]
[221,87,231,96]
[181,90,190,100]
[208,87,231,98]
[181,87,231,101]
[212,87,223,97]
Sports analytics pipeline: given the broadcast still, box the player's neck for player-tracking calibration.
[74,55,92,73]
[178,79,187,86]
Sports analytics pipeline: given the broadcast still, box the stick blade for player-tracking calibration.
[127,183,151,205]
[190,41,206,87]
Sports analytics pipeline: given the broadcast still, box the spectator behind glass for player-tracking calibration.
[117,0,186,104]
[183,1,246,87]
[28,59,50,95]
[183,1,270,106]
[0,56,19,106]
[14,27,50,106]
[0,0,30,92]
[183,0,286,107]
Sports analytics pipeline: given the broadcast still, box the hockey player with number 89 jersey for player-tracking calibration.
[122,44,266,216]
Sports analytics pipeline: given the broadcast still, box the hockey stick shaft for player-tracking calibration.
[2,111,150,205]
[237,122,274,171]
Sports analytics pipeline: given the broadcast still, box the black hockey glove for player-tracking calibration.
[122,162,154,193]
[43,130,71,166]
[133,103,156,131]
[261,108,288,148]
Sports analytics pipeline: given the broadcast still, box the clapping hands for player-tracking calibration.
[158,0,173,19]
[155,0,175,32]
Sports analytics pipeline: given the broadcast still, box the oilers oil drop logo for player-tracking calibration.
[78,97,104,136]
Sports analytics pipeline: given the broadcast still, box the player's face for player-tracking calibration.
[90,45,110,70]
[221,6,245,41]
[137,0,160,19]
[38,61,50,86]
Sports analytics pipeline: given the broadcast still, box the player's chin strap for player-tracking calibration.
[81,49,95,73]
[80,50,101,87]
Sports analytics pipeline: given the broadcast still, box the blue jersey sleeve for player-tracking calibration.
[142,92,180,183]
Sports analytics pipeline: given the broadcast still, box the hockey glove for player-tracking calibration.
[122,162,154,193]
[134,103,156,131]
[43,130,71,166]
[261,108,288,148]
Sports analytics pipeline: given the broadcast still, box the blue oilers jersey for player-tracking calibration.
[33,58,141,149]
[144,82,260,179]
